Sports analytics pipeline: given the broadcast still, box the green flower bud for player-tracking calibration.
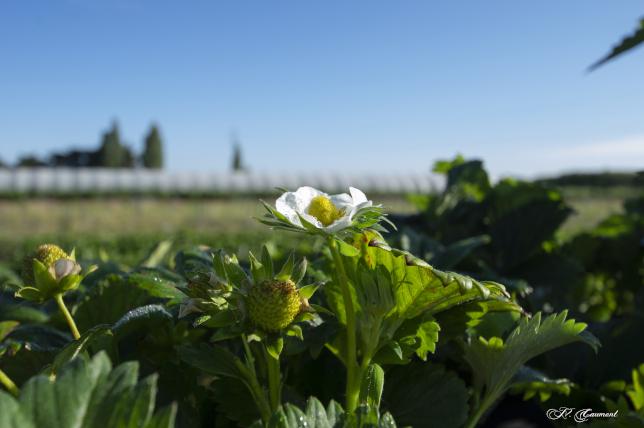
[22,244,69,285]
[247,279,302,332]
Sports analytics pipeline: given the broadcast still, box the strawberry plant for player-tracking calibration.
[0,184,639,427]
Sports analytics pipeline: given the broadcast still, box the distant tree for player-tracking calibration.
[122,145,136,168]
[97,121,127,168]
[0,157,6,168]
[232,143,244,172]
[17,156,47,167]
[142,125,164,169]
[231,132,245,172]
[49,149,97,168]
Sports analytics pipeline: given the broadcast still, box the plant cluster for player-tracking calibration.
[12,121,164,169]
[392,155,644,423]
[0,180,641,427]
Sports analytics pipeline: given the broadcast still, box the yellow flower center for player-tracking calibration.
[307,195,344,226]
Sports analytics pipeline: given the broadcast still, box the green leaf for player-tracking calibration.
[590,17,644,70]
[359,363,384,409]
[464,311,600,422]
[361,246,517,319]
[627,364,644,411]
[211,377,261,426]
[0,321,18,342]
[139,240,173,268]
[486,181,572,269]
[112,305,173,340]
[509,366,574,402]
[264,396,400,428]
[383,362,468,428]
[336,239,360,257]
[413,318,440,360]
[74,274,176,332]
[261,396,399,427]
[177,343,250,382]
[144,403,178,428]
[127,272,185,302]
[0,352,175,428]
[0,303,48,324]
[428,235,491,270]
[50,325,113,374]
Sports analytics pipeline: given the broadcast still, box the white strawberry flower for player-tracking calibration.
[260,186,391,236]
[276,186,371,233]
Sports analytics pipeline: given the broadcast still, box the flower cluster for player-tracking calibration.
[179,246,319,353]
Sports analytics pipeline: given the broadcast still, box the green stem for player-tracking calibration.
[264,347,282,411]
[328,237,360,413]
[464,392,496,428]
[54,294,80,340]
[241,336,272,423]
[0,368,19,397]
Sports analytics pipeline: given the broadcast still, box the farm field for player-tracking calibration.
[2,1,644,425]
[0,187,634,265]
[0,163,643,428]
[0,196,417,241]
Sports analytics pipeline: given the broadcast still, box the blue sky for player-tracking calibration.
[1,0,643,178]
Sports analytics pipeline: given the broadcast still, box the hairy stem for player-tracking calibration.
[328,237,360,413]
[54,294,80,340]
[464,391,498,428]
[241,336,272,423]
[264,346,282,411]
[0,368,19,397]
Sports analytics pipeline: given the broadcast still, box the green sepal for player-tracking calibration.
[265,335,284,359]
[285,324,303,341]
[298,284,319,300]
[248,252,265,283]
[309,304,334,316]
[32,259,57,296]
[297,214,321,233]
[15,287,44,302]
[276,254,294,281]
[58,274,82,293]
[261,245,274,279]
[291,258,307,285]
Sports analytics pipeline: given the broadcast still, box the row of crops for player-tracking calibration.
[0,158,642,427]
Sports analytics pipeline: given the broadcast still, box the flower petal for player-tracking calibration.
[324,215,353,233]
[275,186,322,227]
[52,259,81,281]
[349,187,369,205]
[276,187,327,229]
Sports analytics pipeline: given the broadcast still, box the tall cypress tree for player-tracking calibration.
[142,125,163,169]
[232,143,244,172]
[98,122,125,168]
